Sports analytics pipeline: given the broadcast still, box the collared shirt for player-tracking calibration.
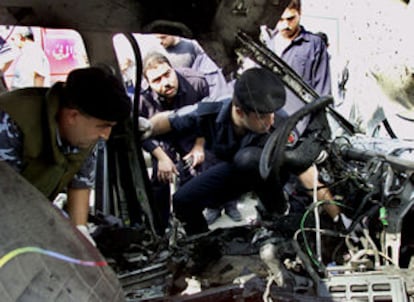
[140,67,209,154]
[0,110,96,189]
[260,25,331,96]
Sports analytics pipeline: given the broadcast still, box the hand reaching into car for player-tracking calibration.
[183,148,205,169]
[138,116,153,140]
[183,137,205,169]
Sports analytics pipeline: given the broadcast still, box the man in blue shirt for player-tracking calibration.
[259,0,331,137]
[260,0,331,96]
[148,68,290,234]
[148,67,343,235]
[257,0,342,221]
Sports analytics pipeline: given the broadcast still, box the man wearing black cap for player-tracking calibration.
[0,66,132,244]
[149,67,345,235]
[148,67,291,234]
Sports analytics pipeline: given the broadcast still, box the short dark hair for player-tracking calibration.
[142,52,172,77]
[287,0,301,13]
[233,68,286,114]
[63,67,131,122]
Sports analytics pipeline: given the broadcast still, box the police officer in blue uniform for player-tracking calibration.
[147,64,349,236]
[148,68,291,234]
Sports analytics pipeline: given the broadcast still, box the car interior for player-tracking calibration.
[1,1,414,301]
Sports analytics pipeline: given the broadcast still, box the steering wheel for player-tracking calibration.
[259,96,333,183]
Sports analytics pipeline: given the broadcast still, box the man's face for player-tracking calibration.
[61,109,116,149]
[241,110,275,134]
[145,62,179,98]
[155,34,176,49]
[276,7,301,40]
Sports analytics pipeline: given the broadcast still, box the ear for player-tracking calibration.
[63,108,81,125]
[234,106,246,118]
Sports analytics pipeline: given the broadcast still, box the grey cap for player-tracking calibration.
[234,68,286,113]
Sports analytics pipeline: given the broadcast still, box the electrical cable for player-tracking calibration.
[299,200,345,269]
[294,227,345,240]
[0,246,108,268]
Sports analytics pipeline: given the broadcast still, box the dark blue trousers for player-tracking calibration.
[173,146,288,235]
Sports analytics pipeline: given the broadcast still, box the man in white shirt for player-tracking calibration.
[8,26,50,89]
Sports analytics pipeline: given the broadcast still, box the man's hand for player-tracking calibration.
[152,146,179,183]
[183,137,205,168]
[183,149,205,169]
[138,116,153,140]
[157,156,179,183]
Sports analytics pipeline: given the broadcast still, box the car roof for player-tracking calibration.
[0,0,290,74]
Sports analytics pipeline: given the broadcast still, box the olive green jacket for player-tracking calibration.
[0,83,92,199]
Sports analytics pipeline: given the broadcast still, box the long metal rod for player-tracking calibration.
[312,165,322,263]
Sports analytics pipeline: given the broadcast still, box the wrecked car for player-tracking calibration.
[0,0,413,301]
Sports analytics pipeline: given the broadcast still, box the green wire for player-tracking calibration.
[299,200,345,269]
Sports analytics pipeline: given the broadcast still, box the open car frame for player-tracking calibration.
[0,1,414,301]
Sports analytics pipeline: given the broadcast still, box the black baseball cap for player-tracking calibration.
[234,68,286,113]
[65,67,132,122]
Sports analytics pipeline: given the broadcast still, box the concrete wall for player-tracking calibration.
[300,0,414,138]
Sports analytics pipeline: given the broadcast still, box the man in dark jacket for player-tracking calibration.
[140,52,211,235]
[148,67,342,235]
